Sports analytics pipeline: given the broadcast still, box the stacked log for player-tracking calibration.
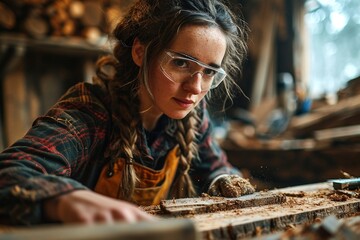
[0,0,129,44]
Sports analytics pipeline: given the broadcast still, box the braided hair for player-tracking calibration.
[96,0,248,200]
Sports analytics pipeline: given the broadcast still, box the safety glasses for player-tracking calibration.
[160,50,226,90]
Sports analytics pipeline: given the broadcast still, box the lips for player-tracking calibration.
[174,98,195,108]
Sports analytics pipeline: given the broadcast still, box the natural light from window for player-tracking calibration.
[305,0,360,99]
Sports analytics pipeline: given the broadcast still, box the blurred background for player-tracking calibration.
[0,0,359,190]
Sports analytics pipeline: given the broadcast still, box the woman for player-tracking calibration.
[0,0,254,225]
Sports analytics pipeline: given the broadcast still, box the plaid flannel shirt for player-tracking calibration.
[0,82,240,225]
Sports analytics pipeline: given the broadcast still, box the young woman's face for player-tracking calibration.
[140,24,227,122]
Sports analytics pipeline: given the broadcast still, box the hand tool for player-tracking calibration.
[330,178,360,190]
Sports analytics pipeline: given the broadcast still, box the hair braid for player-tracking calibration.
[103,75,141,201]
[171,109,200,198]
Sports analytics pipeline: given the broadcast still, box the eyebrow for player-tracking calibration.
[172,51,222,69]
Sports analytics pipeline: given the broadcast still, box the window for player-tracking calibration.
[305,0,360,98]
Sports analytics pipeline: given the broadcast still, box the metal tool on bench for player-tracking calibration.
[330,178,360,190]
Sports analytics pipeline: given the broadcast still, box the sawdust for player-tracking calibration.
[208,175,256,197]
[328,192,350,201]
[220,176,256,197]
[273,188,360,214]
[280,188,360,204]
[231,177,256,195]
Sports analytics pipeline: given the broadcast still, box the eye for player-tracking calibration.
[171,58,189,69]
[203,68,217,77]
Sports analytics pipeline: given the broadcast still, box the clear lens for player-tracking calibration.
[160,51,226,90]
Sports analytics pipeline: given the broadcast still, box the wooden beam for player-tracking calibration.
[249,2,277,111]
[314,125,360,142]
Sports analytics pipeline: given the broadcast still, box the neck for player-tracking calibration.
[139,85,162,131]
[141,111,161,131]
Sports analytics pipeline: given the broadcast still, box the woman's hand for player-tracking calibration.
[208,175,255,198]
[44,190,156,224]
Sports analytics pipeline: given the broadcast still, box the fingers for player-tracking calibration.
[80,206,156,224]
[103,199,158,224]
[50,190,157,225]
[93,211,115,224]
[112,208,138,223]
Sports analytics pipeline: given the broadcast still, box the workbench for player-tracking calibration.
[0,182,359,239]
[145,182,360,239]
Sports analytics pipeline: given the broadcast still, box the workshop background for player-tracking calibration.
[0,0,359,190]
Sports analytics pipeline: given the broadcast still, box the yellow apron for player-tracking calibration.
[94,146,179,205]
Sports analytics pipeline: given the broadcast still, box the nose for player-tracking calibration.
[183,72,203,94]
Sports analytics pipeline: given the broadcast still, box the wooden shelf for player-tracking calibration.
[0,33,111,56]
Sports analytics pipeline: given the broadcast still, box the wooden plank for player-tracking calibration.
[0,34,110,56]
[199,183,360,239]
[142,192,286,216]
[249,1,277,111]
[314,125,360,141]
[145,183,360,239]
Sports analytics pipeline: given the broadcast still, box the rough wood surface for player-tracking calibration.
[200,183,360,239]
[255,215,360,240]
[145,183,360,239]
[142,192,286,216]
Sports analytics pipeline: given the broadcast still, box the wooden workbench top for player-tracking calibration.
[144,182,360,239]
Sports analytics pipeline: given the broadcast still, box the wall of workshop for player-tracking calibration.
[0,0,133,150]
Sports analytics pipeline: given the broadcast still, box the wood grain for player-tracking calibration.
[145,183,360,239]
[142,192,286,217]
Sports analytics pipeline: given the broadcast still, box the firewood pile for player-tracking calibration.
[0,0,129,44]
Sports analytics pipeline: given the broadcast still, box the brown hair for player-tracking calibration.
[96,0,248,199]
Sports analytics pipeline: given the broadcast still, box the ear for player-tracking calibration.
[132,38,145,67]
